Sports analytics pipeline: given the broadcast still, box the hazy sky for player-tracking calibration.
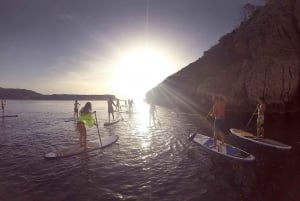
[0,0,263,99]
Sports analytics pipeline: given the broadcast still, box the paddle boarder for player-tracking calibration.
[77,102,96,149]
[256,97,266,138]
[128,99,134,112]
[74,100,80,120]
[1,97,6,114]
[107,97,116,122]
[209,95,226,148]
[116,99,120,111]
[149,101,157,127]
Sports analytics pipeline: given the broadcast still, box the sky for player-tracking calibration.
[0,0,263,100]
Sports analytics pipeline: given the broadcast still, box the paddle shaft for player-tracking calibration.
[117,110,135,129]
[117,110,124,120]
[245,107,257,128]
[94,112,103,148]
[206,106,213,119]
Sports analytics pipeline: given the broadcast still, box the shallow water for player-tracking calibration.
[0,100,299,201]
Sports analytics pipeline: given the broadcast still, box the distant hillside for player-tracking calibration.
[146,0,300,113]
[0,87,115,100]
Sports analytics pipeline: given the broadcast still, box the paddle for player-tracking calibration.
[188,107,213,141]
[154,109,161,127]
[245,107,257,129]
[94,111,103,148]
[117,110,124,121]
[157,119,161,127]
[205,106,213,119]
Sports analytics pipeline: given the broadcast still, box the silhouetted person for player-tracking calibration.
[1,97,6,114]
[107,97,116,122]
[209,95,226,148]
[128,99,133,112]
[116,99,120,111]
[256,97,266,138]
[149,102,157,127]
[74,100,80,120]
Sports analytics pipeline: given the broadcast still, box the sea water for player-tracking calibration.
[0,100,299,201]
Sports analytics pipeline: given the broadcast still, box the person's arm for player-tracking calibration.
[209,105,215,117]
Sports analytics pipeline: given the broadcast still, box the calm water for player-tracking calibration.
[0,100,299,201]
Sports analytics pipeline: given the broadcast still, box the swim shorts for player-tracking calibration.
[257,115,264,127]
[214,118,225,133]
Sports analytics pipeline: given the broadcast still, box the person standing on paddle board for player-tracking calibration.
[209,95,226,148]
[74,100,80,120]
[128,99,134,112]
[77,102,96,149]
[116,99,120,111]
[107,97,116,122]
[256,97,266,138]
[149,101,157,127]
[1,97,6,114]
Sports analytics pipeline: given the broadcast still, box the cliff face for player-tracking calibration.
[146,0,300,113]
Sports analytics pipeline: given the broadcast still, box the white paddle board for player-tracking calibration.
[230,128,292,151]
[190,133,255,162]
[44,135,118,159]
[103,119,120,126]
[1,115,18,118]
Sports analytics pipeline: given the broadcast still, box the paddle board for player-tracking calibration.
[64,118,76,122]
[44,135,118,159]
[190,133,255,162]
[1,115,18,118]
[230,128,292,151]
[103,119,120,126]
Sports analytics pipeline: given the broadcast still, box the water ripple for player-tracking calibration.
[0,101,298,201]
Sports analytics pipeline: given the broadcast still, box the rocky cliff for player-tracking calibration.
[146,0,300,113]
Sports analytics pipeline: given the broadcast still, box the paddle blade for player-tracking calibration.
[188,133,196,141]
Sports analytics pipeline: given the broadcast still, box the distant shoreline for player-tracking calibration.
[0,87,116,100]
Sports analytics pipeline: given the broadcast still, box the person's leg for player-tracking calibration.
[220,120,225,145]
[112,112,115,120]
[260,126,264,138]
[260,117,264,137]
[257,117,264,137]
[77,123,86,148]
[220,131,225,145]
[211,120,217,148]
[212,129,217,148]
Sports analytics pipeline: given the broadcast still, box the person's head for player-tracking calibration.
[212,95,216,102]
[257,97,265,103]
[81,102,92,114]
[212,94,221,102]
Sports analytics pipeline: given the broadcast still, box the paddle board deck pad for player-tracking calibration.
[191,133,255,162]
[44,135,118,159]
[1,115,18,118]
[103,119,120,126]
[230,128,292,151]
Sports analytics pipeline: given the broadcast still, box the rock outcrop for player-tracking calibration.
[146,0,300,113]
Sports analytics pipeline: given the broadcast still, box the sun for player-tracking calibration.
[112,45,173,100]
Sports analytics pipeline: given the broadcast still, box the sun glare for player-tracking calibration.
[112,46,173,100]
